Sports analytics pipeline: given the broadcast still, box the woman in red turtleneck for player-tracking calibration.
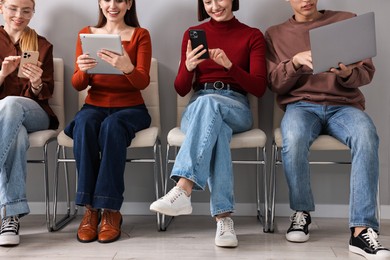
[150,0,267,248]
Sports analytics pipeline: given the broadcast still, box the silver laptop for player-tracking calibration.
[309,12,376,74]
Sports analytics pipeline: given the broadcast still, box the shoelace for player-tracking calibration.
[290,211,308,229]
[218,218,235,236]
[163,187,187,204]
[363,228,385,250]
[0,216,19,234]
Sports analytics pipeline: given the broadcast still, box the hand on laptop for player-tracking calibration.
[292,51,313,70]
[330,61,364,78]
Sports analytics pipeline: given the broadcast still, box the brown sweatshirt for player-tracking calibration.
[265,10,375,111]
[0,26,59,129]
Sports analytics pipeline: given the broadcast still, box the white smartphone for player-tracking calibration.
[18,51,39,78]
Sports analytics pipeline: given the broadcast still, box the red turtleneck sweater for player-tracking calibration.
[174,17,267,98]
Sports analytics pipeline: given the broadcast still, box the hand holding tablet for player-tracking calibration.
[79,34,124,74]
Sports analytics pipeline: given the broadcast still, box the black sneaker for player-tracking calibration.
[349,228,390,259]
[0,216,20,246]
[286,211,311,242]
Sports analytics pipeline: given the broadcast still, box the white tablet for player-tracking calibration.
[80,33,123,75]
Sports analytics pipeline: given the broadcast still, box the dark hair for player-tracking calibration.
[96,0,140,28]
[197,0,239,21]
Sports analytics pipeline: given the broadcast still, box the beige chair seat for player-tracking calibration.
[273,128,349,150]
[168,127,266,149]
[57,126,160,149]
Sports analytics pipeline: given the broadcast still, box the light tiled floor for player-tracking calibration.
[1,214,389,259]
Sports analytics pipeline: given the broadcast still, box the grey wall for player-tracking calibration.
[2,0,390,215]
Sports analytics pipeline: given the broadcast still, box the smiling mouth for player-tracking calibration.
[302,4,313,10]
[13,19,25,25]
[213,9,225,16]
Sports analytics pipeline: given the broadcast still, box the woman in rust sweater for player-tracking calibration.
[0,0,58,246]
[64,0,151,244]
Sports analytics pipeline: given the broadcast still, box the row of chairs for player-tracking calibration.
[29,58,356,233]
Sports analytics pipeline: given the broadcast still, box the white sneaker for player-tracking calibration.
[0,216,20,246]
[150,186,192,216]
[215,217,238,248]
[286,211,311,243]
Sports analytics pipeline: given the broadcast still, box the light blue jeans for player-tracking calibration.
[171,89,252,217]
[281,101,379,230]
[0,96,49,219]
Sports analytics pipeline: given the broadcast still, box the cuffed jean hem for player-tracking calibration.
[171,172,205,191]
[92,196,123,211]
[1,199,30,219]
[76,192,123,211]
[349,222,379,232]
[290,205,315,212]
[212,208,235,217]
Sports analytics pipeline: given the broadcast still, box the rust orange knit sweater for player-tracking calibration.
[71,26,152,108]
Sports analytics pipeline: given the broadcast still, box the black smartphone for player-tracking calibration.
[189,29,209,59]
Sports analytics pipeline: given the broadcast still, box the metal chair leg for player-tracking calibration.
[268,143,278,233]
[160,144,175,231]
[51,145,78,231]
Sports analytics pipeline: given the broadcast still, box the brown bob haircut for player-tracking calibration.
[197,0,239,21]
[96,0,140,28]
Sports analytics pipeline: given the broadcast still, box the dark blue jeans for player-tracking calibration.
[64,104,151,210]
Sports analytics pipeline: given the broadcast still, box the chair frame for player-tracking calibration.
[27,57,64,232]
[51,58,164,231]
[163,92,270,232]
[268,100,380,233]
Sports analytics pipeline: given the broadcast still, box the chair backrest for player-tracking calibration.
[141,58,160,128]
[177,91,259,128]
[272,95,284,129]
[50,58,65,131]
[78,58,160,128]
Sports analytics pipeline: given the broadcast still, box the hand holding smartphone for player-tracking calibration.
[18,51,39,78]
[189,29,209,59]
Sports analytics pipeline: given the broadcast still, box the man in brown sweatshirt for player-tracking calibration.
[265,1,390,259]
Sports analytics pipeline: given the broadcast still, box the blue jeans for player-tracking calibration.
[281,101,379,230]
[64,104,151,210]
[0,96,49,219]
[171,90,252,217]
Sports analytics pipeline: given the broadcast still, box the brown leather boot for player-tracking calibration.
[98,210,122,243]
[77,208,100,243]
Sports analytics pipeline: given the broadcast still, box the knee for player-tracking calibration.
[0,96,23,116]
[283,129,308,148]
[16,127,29,150]
[355,126,379,149]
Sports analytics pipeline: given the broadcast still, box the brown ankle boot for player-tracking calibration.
[77,208,100,243]
[98,210,122,243]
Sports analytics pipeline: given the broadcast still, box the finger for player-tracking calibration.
[186,40,192,53]
[194,49,207,60]
[121,45,128,57]
[330,68,339,74]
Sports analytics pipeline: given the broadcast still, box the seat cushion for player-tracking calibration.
[274,128,349,150]
[167,127,267,149]
[29,130,58,147]
[57,127,159,148]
